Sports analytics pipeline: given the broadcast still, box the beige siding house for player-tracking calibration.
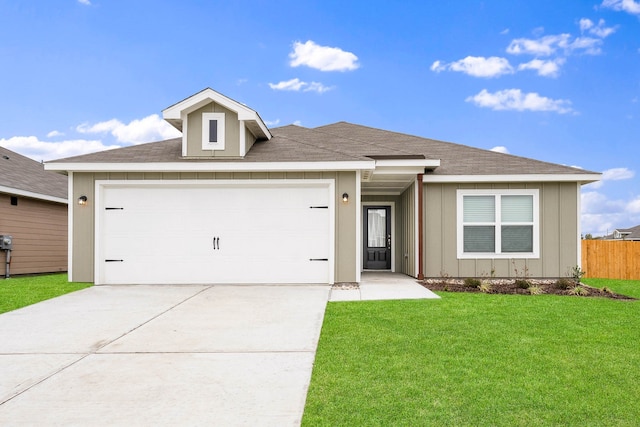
[0,147,68,276]
[46,88,601,285]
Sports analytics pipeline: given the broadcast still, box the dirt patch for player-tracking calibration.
[422,278,635,300]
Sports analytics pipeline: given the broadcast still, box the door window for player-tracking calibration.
[367,208,387,247]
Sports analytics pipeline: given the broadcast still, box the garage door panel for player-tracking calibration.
[99,183,332,285]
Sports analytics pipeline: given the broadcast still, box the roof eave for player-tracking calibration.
[0,185,68,204]
[44,160,376,173]
[423,173,602,184]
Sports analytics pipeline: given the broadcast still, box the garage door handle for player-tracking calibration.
[309,258,328,261]
[105,259,123,262]
[213,237,220,250]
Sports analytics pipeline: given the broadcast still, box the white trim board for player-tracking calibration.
[0,185,68,204]
[424,173,601,184]
[46,160,375,173]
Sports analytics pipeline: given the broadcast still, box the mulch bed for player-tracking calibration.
[422,278,636,300]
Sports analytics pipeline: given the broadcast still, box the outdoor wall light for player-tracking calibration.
[78,195,88,206]
[342,192,349,203]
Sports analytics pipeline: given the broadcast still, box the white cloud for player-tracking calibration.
[506,33,602,56]
[490,146,509,154]
[47,130,64,138]
[584,19,618,38]
[289,40,359,72]
[0,136,115,162]
[268,78,334,93]
[292,120,302,126]
[581,189,640,236]
[465,89,574,114]
[268,78,306,91]
[601,0,640,15]
[586,167,635,189]
[580,18,594,32]
[518,58,566,77]
[507,34,571,56]
[432,56,514,78]
[76,114,181,144]
[430,60,446,72]
[304,81,333,93]
[77,0,91,5]
[500,28,510,35]
[264,119,280,126]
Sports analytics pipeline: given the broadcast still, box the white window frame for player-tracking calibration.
[202,112,225,150]
[456,189,539,259]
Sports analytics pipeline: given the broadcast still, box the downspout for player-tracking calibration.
[417,173,424,280]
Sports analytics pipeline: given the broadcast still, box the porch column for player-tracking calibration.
[417,173,424,280]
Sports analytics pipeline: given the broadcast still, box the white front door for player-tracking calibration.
[96,181,333,285]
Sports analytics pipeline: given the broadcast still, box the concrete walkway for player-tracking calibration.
[330,272,440,301]
[0,273,437,425]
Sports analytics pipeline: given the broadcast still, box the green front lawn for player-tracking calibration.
[304,281,640,426]
[0,273,91,314]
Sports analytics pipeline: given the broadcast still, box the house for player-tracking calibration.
[0,147,68,277]
[604,225,640,241]
[45,88,601,285]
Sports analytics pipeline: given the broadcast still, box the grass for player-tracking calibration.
[303,281,640,426]
[582,277,640,299]
[0,273,91,314]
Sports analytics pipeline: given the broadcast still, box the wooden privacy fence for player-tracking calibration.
[581,240,640,280]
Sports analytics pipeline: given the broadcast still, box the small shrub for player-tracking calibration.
[567,265,586,283]
[528,285,545,295]
[478,281,492,293]
[515,279,531,289]
[568,285,589,296]
[555,278,573,290]
[464,277,481,288]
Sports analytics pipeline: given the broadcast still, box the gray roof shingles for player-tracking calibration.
[48,121,598,176]
[0,146,68,200]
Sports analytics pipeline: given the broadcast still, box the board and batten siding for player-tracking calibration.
[186,103,240,158]
[71,171,357,284]
[423,182,579,278]
[0,193,67,276]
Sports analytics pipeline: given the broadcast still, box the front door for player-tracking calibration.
[363,206,391,270]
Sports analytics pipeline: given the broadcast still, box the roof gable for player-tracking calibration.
[162,88,271,141]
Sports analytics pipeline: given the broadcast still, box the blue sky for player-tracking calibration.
[1,0,639,236]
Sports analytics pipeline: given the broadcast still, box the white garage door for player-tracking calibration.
[96,181,333,285]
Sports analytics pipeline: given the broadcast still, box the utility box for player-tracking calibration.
[0,235,13,250]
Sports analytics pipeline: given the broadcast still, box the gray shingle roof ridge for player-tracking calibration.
[271,126,370,161]
[316,121,600,175]
[309,121,434,158]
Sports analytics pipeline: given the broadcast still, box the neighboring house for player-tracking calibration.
[45,88,601,285]
[604,225,640,241]
[0,147,68,276]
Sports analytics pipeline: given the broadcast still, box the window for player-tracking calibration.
[457,189,539,259]
[202,112,225,150]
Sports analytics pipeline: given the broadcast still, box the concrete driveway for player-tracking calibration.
[0,284,330,426]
